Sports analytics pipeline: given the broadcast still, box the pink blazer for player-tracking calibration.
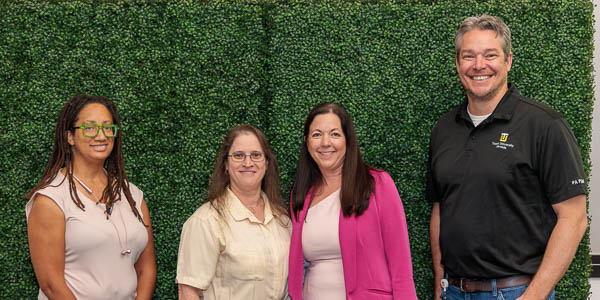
[288,170,418,300]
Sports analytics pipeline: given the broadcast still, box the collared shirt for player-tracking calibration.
[176,188,291,300]
[426,84,587,278]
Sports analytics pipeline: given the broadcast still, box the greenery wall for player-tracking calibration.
[0,0,594,299]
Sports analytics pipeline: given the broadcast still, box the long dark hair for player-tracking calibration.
[207,125,288,224]
[25,95,143,223]
[292,102,374,219]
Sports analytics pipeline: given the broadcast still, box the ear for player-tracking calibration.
[67,130,75,146]
[455,56,460,72]
[506,52,513,72]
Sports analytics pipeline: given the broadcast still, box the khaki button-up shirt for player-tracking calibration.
[177,188,291,300]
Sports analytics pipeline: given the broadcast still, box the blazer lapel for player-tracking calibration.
[339,209,357,294]
[290,189,314,299]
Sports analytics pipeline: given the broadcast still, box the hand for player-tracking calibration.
[515,292,544,300]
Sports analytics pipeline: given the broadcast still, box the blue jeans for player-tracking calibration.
[441,282,555,300]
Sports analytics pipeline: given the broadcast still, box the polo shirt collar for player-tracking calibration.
[455,83,520,123]
[226,187,274,224]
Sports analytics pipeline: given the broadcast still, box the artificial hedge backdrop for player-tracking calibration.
[0,0,594,299]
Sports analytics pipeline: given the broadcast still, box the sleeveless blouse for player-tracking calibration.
[25,172,148,300]
[302,188,346,300]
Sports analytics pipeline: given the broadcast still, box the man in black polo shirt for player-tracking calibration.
[427,14,588,300]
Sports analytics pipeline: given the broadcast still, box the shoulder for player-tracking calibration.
[368,169,400,199]
[431,105,462,138]
[184,201,221,227]
[26,173,68,219]
[438,105,462,123]
[179,202,225,247]
[369,168,394,185]
[26,193,65,221]
[122,180,146,219]
[367,169,403,214]
[180,202,225,243]
[37,172,69,194]
[514,93,563,122]
[510,94,576,141]
[125,180,144,200]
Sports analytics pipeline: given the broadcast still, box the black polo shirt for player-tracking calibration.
[426,84,587,279]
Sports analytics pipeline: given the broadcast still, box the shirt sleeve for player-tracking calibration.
[176,210,223,289]
[375,171,418,299]
[26,190,66,220]
[539,118,587,204]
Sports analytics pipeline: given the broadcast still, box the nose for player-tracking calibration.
[474,55,485,70]
[95,131,107,141]
[321,133,332,146]
[242,155,253,167]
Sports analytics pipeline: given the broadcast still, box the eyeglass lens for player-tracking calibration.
[230,152,264,162]
[82,124,118,137]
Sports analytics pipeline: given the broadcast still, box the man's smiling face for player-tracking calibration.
[456,28,512,103]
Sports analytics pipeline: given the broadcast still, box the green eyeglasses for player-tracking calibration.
[73,123,120,138]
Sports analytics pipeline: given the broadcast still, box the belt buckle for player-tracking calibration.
[459,278,466,292]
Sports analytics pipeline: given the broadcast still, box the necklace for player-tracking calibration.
[72,174,131,255]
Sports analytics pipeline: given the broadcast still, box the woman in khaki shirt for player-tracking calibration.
[177,125,291,300]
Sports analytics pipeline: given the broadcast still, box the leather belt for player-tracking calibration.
[448,275,532,292]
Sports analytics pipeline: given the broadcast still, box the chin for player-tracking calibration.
[468,89,494,101]
[93,156,110,162]
[242,178,259,185]
[319,163,339,172]
[90,152,111,160]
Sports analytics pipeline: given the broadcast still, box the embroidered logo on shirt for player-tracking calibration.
[571,179,585,185]
[492,133,514,150]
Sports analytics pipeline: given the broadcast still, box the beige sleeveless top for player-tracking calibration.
[25,172,148,300]
[302,188,346,300]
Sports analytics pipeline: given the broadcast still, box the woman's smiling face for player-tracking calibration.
[306,113,346,175]
[227,132,267,193]
[68,103,115,163]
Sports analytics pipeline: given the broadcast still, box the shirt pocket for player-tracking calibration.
[226,244,265,281]
[367,288,392,295]
[364,288,393,299]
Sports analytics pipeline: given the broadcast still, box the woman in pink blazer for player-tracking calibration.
[288,102,418,300]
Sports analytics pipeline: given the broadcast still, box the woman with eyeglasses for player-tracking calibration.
[288,103,418,299]
[25,95,156,300]
[177,125,291,300]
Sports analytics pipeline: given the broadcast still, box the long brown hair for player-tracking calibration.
[25,95,143,223]
[207,125,288,223]
[292,102,374,219]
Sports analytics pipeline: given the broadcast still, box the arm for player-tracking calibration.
[426,138,443,300]
[27,195,77,300]
[178,284,204,300]
[134,199,157,300]
[517,194,587,300]
[176,208,221,297]
[430,202,444,300]
[377,172,418,299]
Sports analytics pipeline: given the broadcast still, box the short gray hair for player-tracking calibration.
[455,14,511,60]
